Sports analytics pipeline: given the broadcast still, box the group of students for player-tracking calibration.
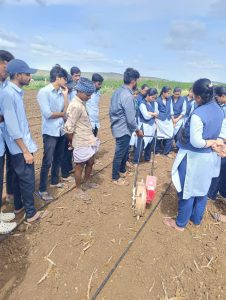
[0,50,226,235]
[110,68,226,231]
[0,50,104,234]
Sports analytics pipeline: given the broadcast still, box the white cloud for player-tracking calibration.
[165,20,207,50]
[185,59,224,70]
[0,29,23,49]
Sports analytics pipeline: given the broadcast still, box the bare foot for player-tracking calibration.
[163,218,184,232]
[27,210,49,224]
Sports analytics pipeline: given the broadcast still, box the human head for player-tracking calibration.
[192,78,214,106]
[76,77,96,101]
[50,64,68,88]
[123,67,140,90]
[70,66,81,82]
[160,86,171,99]
[173,87,182,100]
[0,50,14,82]
[187,87,193,99]
[146,88,158,102]
[92,73,104,91]
[140,84,149,97]
[214,86,226,105]
[7,59,36,87]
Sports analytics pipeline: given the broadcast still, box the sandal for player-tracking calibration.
[74,189,91,202]
[37,191,54,201]
[83,182,99,189]
[50,182,66,188]
[163,218,184,232]
[119,171,134,178]
[212,212,226,223]
[113,178,129,186]
[26,210,49,224]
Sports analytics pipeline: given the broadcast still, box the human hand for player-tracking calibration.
[23,151,34,164]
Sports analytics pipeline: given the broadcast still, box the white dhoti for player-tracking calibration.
[73,139,100,163]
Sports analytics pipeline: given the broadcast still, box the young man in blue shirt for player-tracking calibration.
[0,50,16,234]
[0,59,47,225]
[37,65,69,201]
[86,73,104,137]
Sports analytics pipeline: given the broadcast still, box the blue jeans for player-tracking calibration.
[208,157,226,199]
[112,135,130,180]
[133,137,152,164]
[11,153,36,219]
[39,134,66,192]
[156,138,173,155]
[5,144,14,195]
[61,138,73,178]
[176,155,208,228]
[0,156,4,208]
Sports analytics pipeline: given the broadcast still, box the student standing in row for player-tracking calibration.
[64,78,98,201]
[110,68,143,186]
[155,86,174,158]
[164,78,224,231]
[37,65,69,201]
[86,73,104,137]
[184,88,195,122]
[170,87,186,142]
[70,66,81,99]
[133,88,158,164]
[0,50,15,206]
[0,51,16,234]
[208,86,226,201]
[1,59,48,225]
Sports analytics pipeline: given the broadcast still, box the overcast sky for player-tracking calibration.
[0,0,226,82]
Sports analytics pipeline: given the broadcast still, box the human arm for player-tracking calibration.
[2,93,33,163]
[190,114,216,148]
[139,103,157,120]
[121,94,139,133]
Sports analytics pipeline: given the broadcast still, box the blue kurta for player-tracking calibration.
[172,100,224,199]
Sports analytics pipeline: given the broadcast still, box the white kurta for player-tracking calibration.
[172,114,221,199]
[156,119,174,139]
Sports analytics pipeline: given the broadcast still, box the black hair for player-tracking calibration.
[214,86,226,97]
[173,87,182,93]
[9,74,16,80]
[0,50,14,62]
[147,88,158,96]
[92,73,104,82]
[192,78,214,104]
[123,67,140,84]
[141,84,149,90]
[70,66,81,76]
[160,86,171,96]
[50,65,68,83]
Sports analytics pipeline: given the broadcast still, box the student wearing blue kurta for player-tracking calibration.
[86,73,104,137]
[0,59,48,224]
[37,65,69,201]
[110,68,143,186]
[155,86,174,158]
[170,87,187,141]
[184,88,195,121]
[208,86,226,200]
[133,88,158,164]
[164,79,224,232]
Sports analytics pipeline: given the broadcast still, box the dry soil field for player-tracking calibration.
[0,91,226,300]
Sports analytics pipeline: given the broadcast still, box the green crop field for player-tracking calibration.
[26,70,225,96]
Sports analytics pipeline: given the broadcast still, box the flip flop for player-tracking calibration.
[83,182,99,189]
[26,210,49,224]
[37,191,54,201]
[50,183,66,188]
[74,189,91,202]
[113,178,129,186]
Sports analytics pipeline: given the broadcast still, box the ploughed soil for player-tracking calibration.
[0,91,226,300]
